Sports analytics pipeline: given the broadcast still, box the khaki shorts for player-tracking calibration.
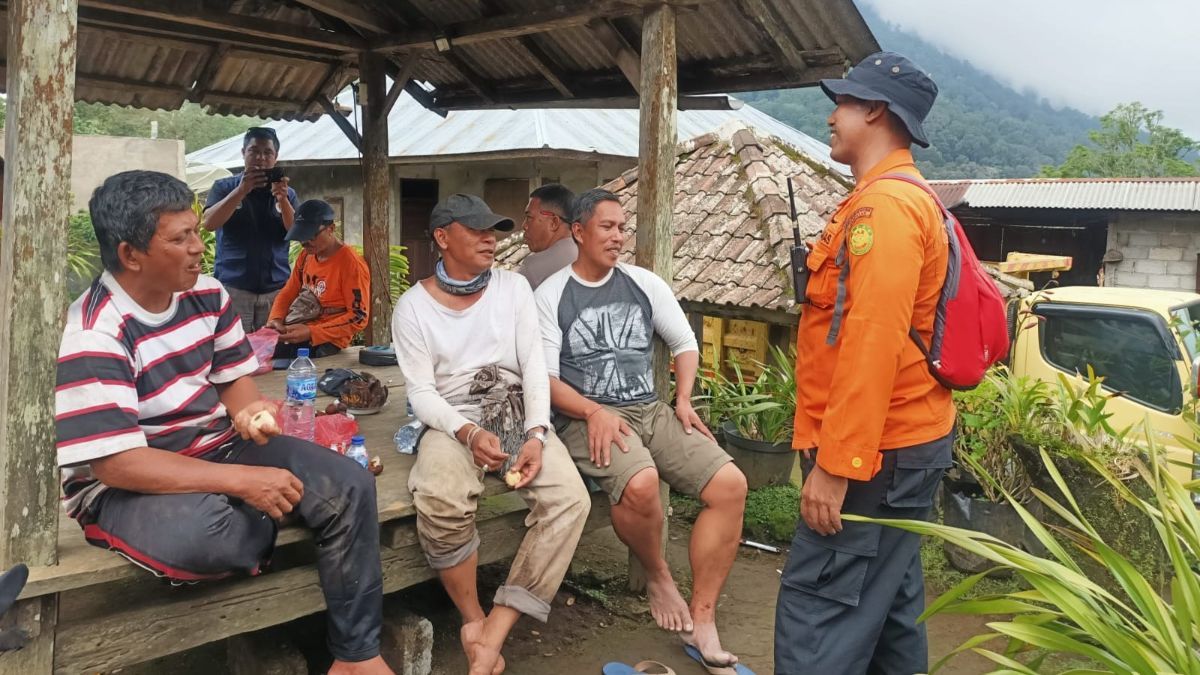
[560,400,731,504]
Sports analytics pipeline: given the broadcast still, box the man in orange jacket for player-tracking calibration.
[267,199,370,360]
[775,52,953,675]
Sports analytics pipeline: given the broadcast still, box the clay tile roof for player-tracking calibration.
[496,120,853,316]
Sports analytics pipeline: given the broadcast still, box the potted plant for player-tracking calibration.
[698,346,796,489]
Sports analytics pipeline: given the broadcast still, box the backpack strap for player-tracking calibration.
[821,173,956,353]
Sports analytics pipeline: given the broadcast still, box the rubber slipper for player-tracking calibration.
[602,661,676,675]
[683,644,755,675]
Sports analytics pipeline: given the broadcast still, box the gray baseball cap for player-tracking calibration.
[285,199,336,242]
[820,51,938,148]
[429,193,514,233]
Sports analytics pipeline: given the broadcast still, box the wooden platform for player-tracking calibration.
[14,348,617,673]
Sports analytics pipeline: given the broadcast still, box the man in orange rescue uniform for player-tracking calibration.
[775,52,952,675]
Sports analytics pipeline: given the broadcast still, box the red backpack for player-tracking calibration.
[825,173,1009,390]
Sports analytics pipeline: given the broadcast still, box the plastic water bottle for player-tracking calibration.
[281,348,318,442]
[394,419,423,454]
[346,435,369,469]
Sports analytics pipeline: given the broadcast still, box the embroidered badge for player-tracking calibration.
[848,222,874,256]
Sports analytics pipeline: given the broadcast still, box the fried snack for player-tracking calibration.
[504,469,522,488]
[368,456,384,476]
[249,410,279,435]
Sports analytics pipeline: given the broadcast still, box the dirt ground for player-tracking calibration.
[120,521,998,675]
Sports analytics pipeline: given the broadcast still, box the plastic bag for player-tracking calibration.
[315,413,359,452]
[246,328,279,375]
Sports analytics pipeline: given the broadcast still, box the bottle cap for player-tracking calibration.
[297,348,310,358]
[351,435,365,444]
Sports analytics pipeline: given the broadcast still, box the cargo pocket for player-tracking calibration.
[804,247,841,309]
[780,520,880,607]
[884,435,954,509]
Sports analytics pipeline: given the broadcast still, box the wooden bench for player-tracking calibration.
[14,348,613,673]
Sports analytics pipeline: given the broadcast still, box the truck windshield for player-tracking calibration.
[1171,301,1200,362]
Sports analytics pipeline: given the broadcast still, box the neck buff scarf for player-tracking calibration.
[435,259,491,296]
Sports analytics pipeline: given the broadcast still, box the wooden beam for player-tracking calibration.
[735,0,809,80]
[435,94,742,111]
[360,50,393,345]
[291,0,392,33]
[371,1,646,52]
[202,91,312,110]
[439,51,497,105]
[588,18,641,93]
[318,97,362,151]
[81,0,366,51]
[478,0,573,98]
[382,53,421,116]
[0,0,78,571]
[188,43,230,101]
[629,3,677,596]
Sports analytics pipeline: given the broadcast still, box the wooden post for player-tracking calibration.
[360,50,393,345]
[629,2,676,594]
[0,0,78,671]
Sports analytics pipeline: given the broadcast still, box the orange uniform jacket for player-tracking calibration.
[793,149,956,481]
[269,245,370,349]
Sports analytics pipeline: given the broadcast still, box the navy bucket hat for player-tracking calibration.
[820,51,938,148]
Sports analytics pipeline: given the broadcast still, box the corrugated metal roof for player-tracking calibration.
[930,178,1200,212]
[187,88,851,177]
[0,0,878,119]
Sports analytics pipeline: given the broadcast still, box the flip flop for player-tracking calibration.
[683,644,756,675]
[602,661,676,675]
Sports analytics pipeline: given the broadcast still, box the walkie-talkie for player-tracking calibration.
[787,177,811,304]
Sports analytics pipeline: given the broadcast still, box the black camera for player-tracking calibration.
[265,167,285,185]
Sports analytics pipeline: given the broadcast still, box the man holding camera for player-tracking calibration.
[204,126,298,332]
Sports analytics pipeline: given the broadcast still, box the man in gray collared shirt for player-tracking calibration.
[518,183,577,290]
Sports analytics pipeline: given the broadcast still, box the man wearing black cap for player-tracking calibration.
[204,126,298,333]
[777,52,954,674]
[392,194,590,675]
[266,199,369,360]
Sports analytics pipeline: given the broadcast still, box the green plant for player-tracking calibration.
[952,366,1046,502]
[698,346,795,444]
[743,483,800,544]
[66,210,100,280]
[855,434,1200,673]
[1051,368,1139,474]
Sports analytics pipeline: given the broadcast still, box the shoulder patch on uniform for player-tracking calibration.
[848,221,874,256]
[846,206,874,226]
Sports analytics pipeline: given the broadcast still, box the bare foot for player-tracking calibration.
[460,620,505,675]
[645,572,693,632]
[328,655,395,675]
[683,621,737,667]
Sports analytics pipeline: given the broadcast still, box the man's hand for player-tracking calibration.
[232,399,281,446]
[801,463,849,536]
[232,466,304,520]
[271,176,290,205]
[278,323,311,345]
[469,429,508,473]
[511,438,543,489]
[585,407,631,468]
[675,400,716,441]
[237,168,267,197]
[265,319,285,332]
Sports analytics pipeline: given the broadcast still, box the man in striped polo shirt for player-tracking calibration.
[55,171,392,675]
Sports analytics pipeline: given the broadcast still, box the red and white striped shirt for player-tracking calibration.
[56,273,258,518]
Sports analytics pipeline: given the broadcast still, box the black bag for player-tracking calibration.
[318,368,361,396]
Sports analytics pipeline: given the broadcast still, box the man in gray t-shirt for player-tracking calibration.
[535,189,749,670]
[518,183,578,290]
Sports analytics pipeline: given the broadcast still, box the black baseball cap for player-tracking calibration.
[429,193,514,233]
[820,51,938,148]
[285,199,336,242]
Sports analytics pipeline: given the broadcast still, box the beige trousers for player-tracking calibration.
[408,429,591,621]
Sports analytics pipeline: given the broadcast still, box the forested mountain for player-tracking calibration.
[741,5,1099,178]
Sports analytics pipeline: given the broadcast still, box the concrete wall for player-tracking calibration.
[71,135,186,212]
[1104,211,1200,291]
[280,156,631,246]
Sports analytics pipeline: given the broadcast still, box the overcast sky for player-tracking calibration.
[859,0,1200,138]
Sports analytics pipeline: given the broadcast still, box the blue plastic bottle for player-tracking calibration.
[346,435,370,469]
[281,348,318,442]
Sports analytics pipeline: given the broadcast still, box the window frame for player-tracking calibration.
[1033,302,1183,413]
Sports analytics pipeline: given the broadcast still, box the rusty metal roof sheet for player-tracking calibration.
[0,0,878,120]
[494,121,852,315]
[930,178,1200,212]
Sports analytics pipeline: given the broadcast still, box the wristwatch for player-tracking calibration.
[526,427,547,448]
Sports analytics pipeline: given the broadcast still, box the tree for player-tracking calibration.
[1041,102,1199,178]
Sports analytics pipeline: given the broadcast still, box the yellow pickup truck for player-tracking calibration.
[1009,286,1200,487]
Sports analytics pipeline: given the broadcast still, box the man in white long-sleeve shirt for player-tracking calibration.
[392,194,590,675]
[535,189,749,670]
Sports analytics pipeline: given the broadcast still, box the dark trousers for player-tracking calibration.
[82,435,383,662]
[774,432,952,675]
[274,339,341,360]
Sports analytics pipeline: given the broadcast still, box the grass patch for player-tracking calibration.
[919,535,1027,598]
[671,484,800,546]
